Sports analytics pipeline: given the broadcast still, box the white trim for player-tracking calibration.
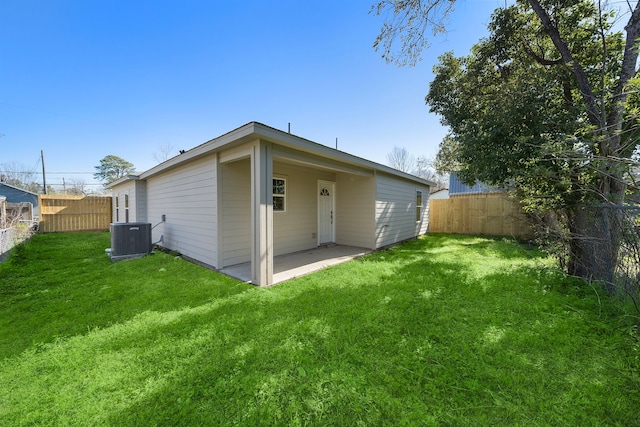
[219,145,252,163]
[272,176,287,213]
[215,153,224,268]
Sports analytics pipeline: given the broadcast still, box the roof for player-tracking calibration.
[0,182,39,197]
[109,122,437,188]
[430,188,448,194]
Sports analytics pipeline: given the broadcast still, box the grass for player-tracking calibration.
[0,232,638,426]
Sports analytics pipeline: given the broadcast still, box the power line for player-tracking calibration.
[48,183,105,187]
[30,157,41,175]
[1,170,95,174]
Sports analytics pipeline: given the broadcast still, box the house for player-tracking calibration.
[108,122,435,286]
[0,182,39,218]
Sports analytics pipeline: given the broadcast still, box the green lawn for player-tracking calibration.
[0,232,638,426]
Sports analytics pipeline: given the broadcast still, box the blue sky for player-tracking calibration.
[1,0,509,192]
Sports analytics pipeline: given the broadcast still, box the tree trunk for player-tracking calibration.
[568,204,622,294]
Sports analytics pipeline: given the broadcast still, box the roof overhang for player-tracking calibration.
[106,174,141,189]
[110,122,437,188]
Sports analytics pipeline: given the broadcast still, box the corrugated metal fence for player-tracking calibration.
[38,195,112,232]
[429,193,533,238]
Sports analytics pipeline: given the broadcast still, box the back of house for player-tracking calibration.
[108,122,434,285]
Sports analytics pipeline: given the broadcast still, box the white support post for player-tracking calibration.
[250,141,273,286]
[214,153,224,269]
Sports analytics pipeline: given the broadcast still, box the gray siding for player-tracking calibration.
[375,173,430,248]
[146,153,218,267]
[112,181,137,223]
[220,158,251,266]
[335,172,375,249]
[273,162,335,256]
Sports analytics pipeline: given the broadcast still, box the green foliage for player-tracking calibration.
[93,155,135,185]
[427,1,640,284]
[429,0,630,211]
[0,233,638,425]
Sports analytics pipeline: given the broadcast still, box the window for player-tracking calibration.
[125,194,130,222]
[416,190,423,222]
[115,196,119,222]
[273,178,286,212]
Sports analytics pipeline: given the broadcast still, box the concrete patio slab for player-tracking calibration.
[220,245,371,285]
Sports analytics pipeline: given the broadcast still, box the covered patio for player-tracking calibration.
[220,244,370,285]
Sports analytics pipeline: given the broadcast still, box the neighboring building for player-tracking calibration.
[448,173,500,196]
[108,122,435,286]
[429,188,449,200]
[0,182,39,217]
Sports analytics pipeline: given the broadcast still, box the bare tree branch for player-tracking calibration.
[371,0,456,66]
[386,146,416,172]
[154,143,174,164]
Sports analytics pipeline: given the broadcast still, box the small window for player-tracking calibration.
[125,194,130,222]
[273,178,286,212]
[416,190,423,222]
[115,196,119,222]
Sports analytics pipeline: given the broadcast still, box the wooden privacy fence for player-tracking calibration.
[39,195,112,232]
[429,193,534,238]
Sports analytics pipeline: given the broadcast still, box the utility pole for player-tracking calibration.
[41,150,47,194]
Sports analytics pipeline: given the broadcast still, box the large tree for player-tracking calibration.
[94,155,135,185]
[374,0,640,290]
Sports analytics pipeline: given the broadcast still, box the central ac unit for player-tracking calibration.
[109,222,152,261]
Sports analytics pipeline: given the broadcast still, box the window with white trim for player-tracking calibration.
[416,190,423,222]
[273,178,286,212]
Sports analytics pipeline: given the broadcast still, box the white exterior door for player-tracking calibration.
[317,180,335,245]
